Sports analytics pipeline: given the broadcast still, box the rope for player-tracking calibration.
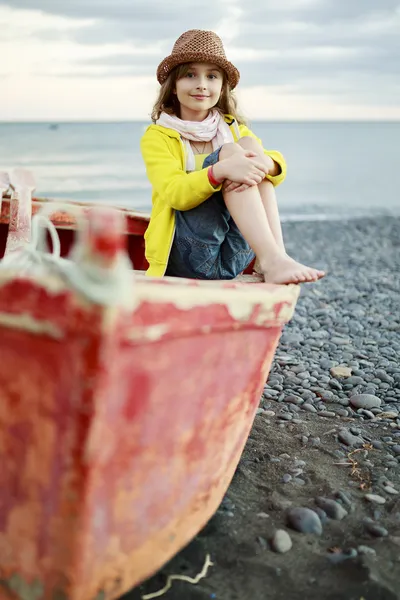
[0,206,134,307]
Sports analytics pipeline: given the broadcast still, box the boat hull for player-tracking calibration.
[0,268,298,600]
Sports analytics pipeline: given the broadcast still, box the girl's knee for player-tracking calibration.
[237,136,262,151]
[219,142,245,160]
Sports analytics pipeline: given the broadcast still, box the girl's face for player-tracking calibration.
[175,63,224,121]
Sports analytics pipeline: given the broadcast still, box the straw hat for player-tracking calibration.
[157,30,240,89]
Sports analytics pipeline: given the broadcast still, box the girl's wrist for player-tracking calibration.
[207,165,223,188]
[210,162,225,183]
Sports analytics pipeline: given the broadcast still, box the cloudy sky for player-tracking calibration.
[1,0,399,121]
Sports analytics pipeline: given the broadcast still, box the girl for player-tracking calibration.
[140,29,325,284]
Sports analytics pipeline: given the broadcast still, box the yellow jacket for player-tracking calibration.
[140,114,287,277]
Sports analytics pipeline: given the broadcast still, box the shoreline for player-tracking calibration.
[125,216,400,600]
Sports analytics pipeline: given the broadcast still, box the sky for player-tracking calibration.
[1,0,399,121]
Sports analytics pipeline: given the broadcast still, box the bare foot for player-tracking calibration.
[257,255,325,285]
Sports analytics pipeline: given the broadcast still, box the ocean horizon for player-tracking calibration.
[1,120,399,220]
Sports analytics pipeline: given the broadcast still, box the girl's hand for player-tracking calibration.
[222,180,251,193]
[216,152,266,186]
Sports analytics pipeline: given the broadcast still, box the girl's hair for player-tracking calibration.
[151,63,246,124]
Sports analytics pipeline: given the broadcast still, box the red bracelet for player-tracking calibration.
[207,165,222,188]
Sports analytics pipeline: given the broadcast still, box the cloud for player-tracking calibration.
[0,0,399,119]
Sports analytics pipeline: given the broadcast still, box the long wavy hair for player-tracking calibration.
[151,63,246,124]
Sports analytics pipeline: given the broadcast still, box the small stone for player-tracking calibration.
[313,507,328,524]
[330,366,352,378]
[282,474,292,484]
[365,494,386,505]
[327,548,357,564]
[338,429,364,448]
[335,490,353,510]
[284,395,304,405]
[302,403,317,413]
[372,440,384,450]
[357,545,376,556]
[264,410,276,417]
[270,530,293,553]
[347,376,366,385]
[321,390,336,402]
[329,379,342,390]
[319,411,336,418]
[350,394,382,410]
[290,467,303,476]
[263,389,280,398]
[383,486,399,495]
[392,445,400,455]
[279,414,293,421]
[364,522,388,538]
[315,497,348,520]
[361,410,376,420]
[257,512,270,519]
[287,507,323,535]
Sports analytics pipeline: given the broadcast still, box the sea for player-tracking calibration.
[1,121,399,220]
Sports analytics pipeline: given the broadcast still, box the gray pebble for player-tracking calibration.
[284,395,304,405]
[329,379,342,390]
[338,429,364,448]
[302,403,317,413]
[365,494,386,505]
[327,548,358,564]
[315,497,348,520]
[335,490,353,510]
[364,522,389,538]
[361,409,376,419]
[287,507,323,535]
[358,545,377,556]
[319,410,336,418]
[350,394,382,409]
[282,474,292,484]
[392,445,400,455]
[372,440,384,450]
[279,414,293,421]
[270,530,293,553]
[313,507,328,524]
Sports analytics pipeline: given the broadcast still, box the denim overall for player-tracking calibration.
[165,148,255,279]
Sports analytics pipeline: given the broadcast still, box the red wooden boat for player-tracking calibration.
[0,176,299,600]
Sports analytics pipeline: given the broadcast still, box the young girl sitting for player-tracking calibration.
[140,29,325,284]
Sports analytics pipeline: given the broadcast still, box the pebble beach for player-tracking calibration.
[126,215,400,600]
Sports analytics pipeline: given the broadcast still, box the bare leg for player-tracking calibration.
[257,180,285,252]
[219,141,325,284]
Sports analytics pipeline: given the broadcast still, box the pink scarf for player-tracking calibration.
[156,110,234,171]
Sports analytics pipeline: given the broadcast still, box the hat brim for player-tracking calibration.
[157,52,240,89]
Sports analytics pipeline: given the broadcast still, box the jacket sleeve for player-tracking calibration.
[140,128,222,211]
[238,124,287,187]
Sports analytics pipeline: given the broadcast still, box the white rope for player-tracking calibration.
[0,206,134,307]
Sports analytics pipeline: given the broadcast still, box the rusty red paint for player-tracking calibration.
[0,198,299,600]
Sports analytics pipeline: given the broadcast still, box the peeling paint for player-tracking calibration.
[127,323,169,342]
[0,312,64,339]
[132,278,299,324]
